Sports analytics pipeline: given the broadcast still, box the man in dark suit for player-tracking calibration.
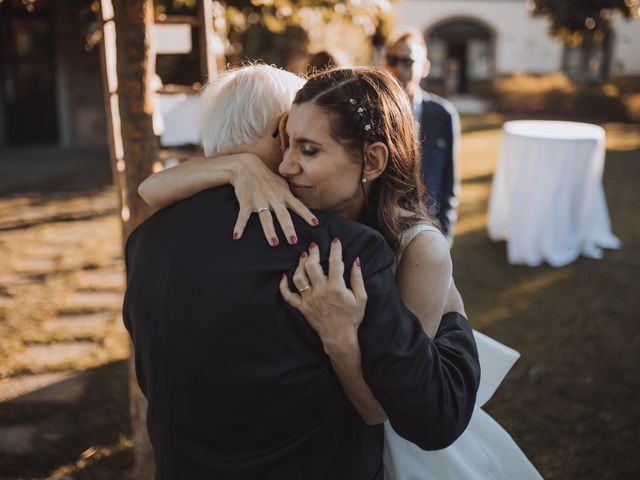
[385,28,461,241]
[124,65,479,479]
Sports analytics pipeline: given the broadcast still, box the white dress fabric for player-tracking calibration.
[383,224,543,480]
[487,120,620,267]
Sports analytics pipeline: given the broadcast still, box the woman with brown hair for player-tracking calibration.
[276,67,541,480]
[276,67,450,341]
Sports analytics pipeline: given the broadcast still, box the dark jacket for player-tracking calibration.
[417,91,460,237]
[123,186,479,480]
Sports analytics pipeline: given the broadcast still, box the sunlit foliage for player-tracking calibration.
[154,0,396,68]
[529,0,639,45]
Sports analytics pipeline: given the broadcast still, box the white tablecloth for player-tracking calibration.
[487,120,620,267]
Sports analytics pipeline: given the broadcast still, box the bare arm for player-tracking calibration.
[138,155,235,210]
[308,238,477,448]
[444,277,466,318]
[331,231,451,422]
[138,154,318,244]
[326,337,388,425]
[280,231,453,425]
[396,230,452,339]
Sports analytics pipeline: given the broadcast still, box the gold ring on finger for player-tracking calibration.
[257,207,270,214]
[298,284,311,294]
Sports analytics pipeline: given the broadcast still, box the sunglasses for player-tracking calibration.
[386,54,415,69]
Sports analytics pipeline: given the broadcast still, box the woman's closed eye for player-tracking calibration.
[301,145,319,157]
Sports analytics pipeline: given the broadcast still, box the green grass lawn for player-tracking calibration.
[453,119,640,479]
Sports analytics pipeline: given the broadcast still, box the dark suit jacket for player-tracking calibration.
[123,186,479,480]
[417,91,460,237]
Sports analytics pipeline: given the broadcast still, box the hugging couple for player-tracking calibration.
[124,65,542,479]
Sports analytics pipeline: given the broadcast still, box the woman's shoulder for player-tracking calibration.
[399,223,451,270]
[400,223,446,250]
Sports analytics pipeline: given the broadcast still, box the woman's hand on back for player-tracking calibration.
[138,152,318,246]
[279,239,367,356]
[279,239,387,425]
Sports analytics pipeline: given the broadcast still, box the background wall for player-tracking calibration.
[394,0,640,77]
[611,15,640,75]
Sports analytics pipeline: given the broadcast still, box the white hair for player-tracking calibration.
[198,64,305,156]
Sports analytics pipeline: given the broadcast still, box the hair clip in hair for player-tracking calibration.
[348,98,371,133]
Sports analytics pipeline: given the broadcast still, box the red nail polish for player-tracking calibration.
[271,237,279,246]
[332,237,340,243]
[355,257,361,267]
[300,251,308,259]
[310,242,318,249]
[290,235,298,244]
[311,218,319,226]
[233,232,239,240]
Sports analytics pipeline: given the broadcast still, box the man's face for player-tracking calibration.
[384,40,430,91]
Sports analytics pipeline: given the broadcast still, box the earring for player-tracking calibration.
[361,176,368,183]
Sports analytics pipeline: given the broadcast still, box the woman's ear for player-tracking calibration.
[278,112,290,154]
[363,141,389,182]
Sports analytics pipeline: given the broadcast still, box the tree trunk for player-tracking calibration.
[109,1,157,478]
[99,1,224,477]
[113,0,157,238]
[198,0,217,83]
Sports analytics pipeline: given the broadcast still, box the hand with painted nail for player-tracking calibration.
[228,153,319,246]
[279,239,367,356]
[137,152,319,248]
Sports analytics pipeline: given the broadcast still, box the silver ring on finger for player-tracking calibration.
[257,207,270,215]
[298,284,311,294]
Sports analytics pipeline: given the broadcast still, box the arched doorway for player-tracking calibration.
[426,18,495,94]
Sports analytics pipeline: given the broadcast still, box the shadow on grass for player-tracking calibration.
[0,208,118,233]
[461,173,494,185]
[462,121,506,134]
[0,146,113,198]
[0,360,132,479]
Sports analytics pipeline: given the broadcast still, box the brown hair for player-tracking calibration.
[293,67,437,252]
